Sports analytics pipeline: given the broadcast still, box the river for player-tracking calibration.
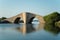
[0,23,60,40]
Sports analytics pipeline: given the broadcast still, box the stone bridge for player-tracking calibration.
[3,12,45,24]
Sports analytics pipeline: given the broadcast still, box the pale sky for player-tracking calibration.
[0,0,60,18]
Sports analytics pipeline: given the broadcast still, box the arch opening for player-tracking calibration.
[14,17,24,24]
[32,17,39,24]
[28,17,39,24]
[19,17,24,24]
[14,17,20,24]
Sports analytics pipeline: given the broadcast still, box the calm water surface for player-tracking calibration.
[0,23,60,40]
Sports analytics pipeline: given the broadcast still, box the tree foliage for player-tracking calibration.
[44,12,60,24]
[0,17,7,21]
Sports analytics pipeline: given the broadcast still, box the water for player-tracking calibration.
[0,23,60,40]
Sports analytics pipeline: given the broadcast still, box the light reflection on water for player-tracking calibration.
[0,23,60,40]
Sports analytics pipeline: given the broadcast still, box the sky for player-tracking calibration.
[0,0,60,18]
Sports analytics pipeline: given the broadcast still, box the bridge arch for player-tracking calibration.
[27,15,45,24]
[2,12,45,24]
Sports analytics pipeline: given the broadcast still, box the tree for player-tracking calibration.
[0,17,7,22]
[44,12,60,24]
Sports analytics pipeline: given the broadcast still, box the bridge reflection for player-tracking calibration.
[15,23,45,35]
[0,23,60,35]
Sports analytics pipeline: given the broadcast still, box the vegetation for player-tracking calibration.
[55,21,60,27]
[44,12,60,26]
[44,12,60,25]
[0,17,7,22]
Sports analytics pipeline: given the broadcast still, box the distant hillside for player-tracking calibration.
[44,12,60,24]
